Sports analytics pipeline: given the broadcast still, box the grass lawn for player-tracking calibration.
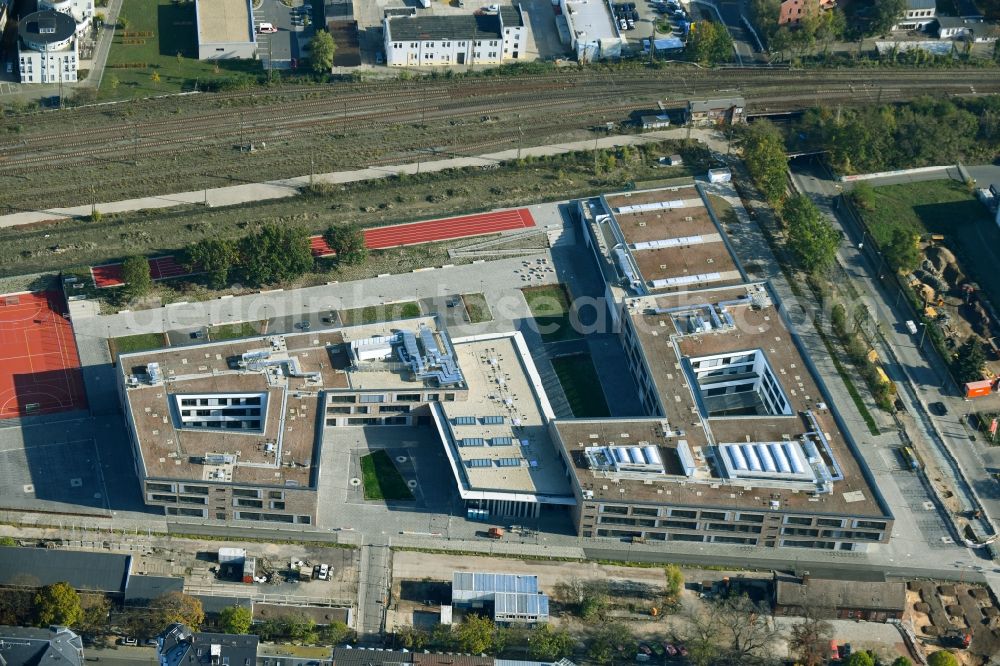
[461,292,492,324]
[340,301,421,326]
[209,321,259,341]
[110,332,167,359]
[522,284,581,343]
[102,0,257,99]
[864,180,1000,307]
[360,450,413,501]
[551,354,610,417]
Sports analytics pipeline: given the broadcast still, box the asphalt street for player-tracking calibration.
[789,162,999,542]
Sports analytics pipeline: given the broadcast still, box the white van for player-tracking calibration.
[257,22,277,33]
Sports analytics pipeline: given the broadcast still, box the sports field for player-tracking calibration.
[0,291,87,419]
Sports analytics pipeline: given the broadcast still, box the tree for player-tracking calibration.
[849,181,876,210]
[742,120,789,205]
[869,0,906,36]
[150,592,205,631]
[280,614,318,643]
[788,609,834,666]
[844,651,875,666]
[77,594,111,636]
[0,536,14,546]
[527,624,573,662]
[713,595,782,663]
[218,606,253,634]
[320,621,353,645]
[953,338,986,383]
[586,622,636,665]
[150,71,161,85]
[121,255,152,299]
[783,194,840,272]
[396,625,429,650]
[239,223,314,286]
[892,658,914,666]
[883,226,920,272]
[35,582,83,627]
[453,614,498,655]
[664,564,684,600]
[324,223,368,265]
[183,238,239,288]
[686,21,735,64]
[309,31,336,73]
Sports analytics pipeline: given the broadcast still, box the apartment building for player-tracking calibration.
[384,6,525,67]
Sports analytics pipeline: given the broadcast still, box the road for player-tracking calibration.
[789,162,999,542]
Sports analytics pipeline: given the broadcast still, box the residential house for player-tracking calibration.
[0,626,84,666]
[777,0,836,26]
[157,623,259,666]
[894,0,936,31]
[936,16,999,41]
[384,6,525,67]
[686,97,746,125]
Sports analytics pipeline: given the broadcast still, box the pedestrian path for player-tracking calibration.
[0,129,727,229]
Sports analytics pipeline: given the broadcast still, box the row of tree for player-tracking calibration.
[117,222,367,299]
[793,97,1000,175]
[741,121,840,273]
[685,21,736,65]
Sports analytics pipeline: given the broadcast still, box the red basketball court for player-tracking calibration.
[91,255,194,288]
[311,207,536,256]
[0,291,88,419]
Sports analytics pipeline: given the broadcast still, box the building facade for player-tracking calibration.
[777,0,836,26]
[17,10,79,84]
[893,0,936,30]
[384,6,525,67]
[195,0,257,60]
[40,0,95,34]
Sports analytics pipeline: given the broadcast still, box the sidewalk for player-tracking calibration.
[0,129,728,229]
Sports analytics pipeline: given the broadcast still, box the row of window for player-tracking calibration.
[329,391,456,405]
[598,504,764,523]
[392,39,502,49]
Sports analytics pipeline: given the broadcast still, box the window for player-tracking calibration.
[235,498,263,508]
[601,505,628,515]
[270,501,286,510]
[179,496,207,505]
[150,494,176,502]
[785,516,813,526]
[269,491,284,499]
[148,482,174,492]
[817,518,843,527]
[631,507,659,517]
[297,515,312,524]
[233,488,261,498]
[701,511,727,520]
[181,485,209,495]
[328,395,356,403]
[854,520,887,530]
[670,509,697,518]
[660,519,697,530]
[396,393,421,402]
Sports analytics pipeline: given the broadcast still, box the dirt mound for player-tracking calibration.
[915,602,931,613]
[946,604,964,616]
[924,625,940,636]
[939,585,956,596]
[970,588,989,601]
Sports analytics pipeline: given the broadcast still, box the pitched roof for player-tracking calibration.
[157,624,258,666]
[906,0,936,10]
[0,547,131,594]
[0,625,84,666]
[775,576,905,611]
[124,574,184,604]
[332,648,412,666]
[386,14,503,42]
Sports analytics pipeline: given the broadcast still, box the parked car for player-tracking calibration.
[929,401,948,416]
[663,643,677,657]
[318,563,330,580]
[257,22,278,33]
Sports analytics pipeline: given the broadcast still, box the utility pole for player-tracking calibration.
[310,154,315,185]
[132,123,139,165]
[516,125,523,161]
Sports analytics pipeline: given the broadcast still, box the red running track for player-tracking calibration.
[0,291,87,419]
[91,208,535,284]
[310,208,535,256]
[92,255,194,288]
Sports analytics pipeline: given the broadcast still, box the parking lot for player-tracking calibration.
[255,0,315,69]
[623,0,690,54]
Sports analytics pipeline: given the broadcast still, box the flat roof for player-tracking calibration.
[553,282,889,517]
[341,316,466,392]
[601,185,743,292]
[122,332,347,487]
[564,0,619,42]
[196,0,253,45]
[434,333,573,502]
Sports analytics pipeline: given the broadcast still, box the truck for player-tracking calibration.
[487,527,504,540]
[906,320,918,335]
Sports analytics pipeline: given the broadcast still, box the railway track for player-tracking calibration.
[2,67,998,207]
